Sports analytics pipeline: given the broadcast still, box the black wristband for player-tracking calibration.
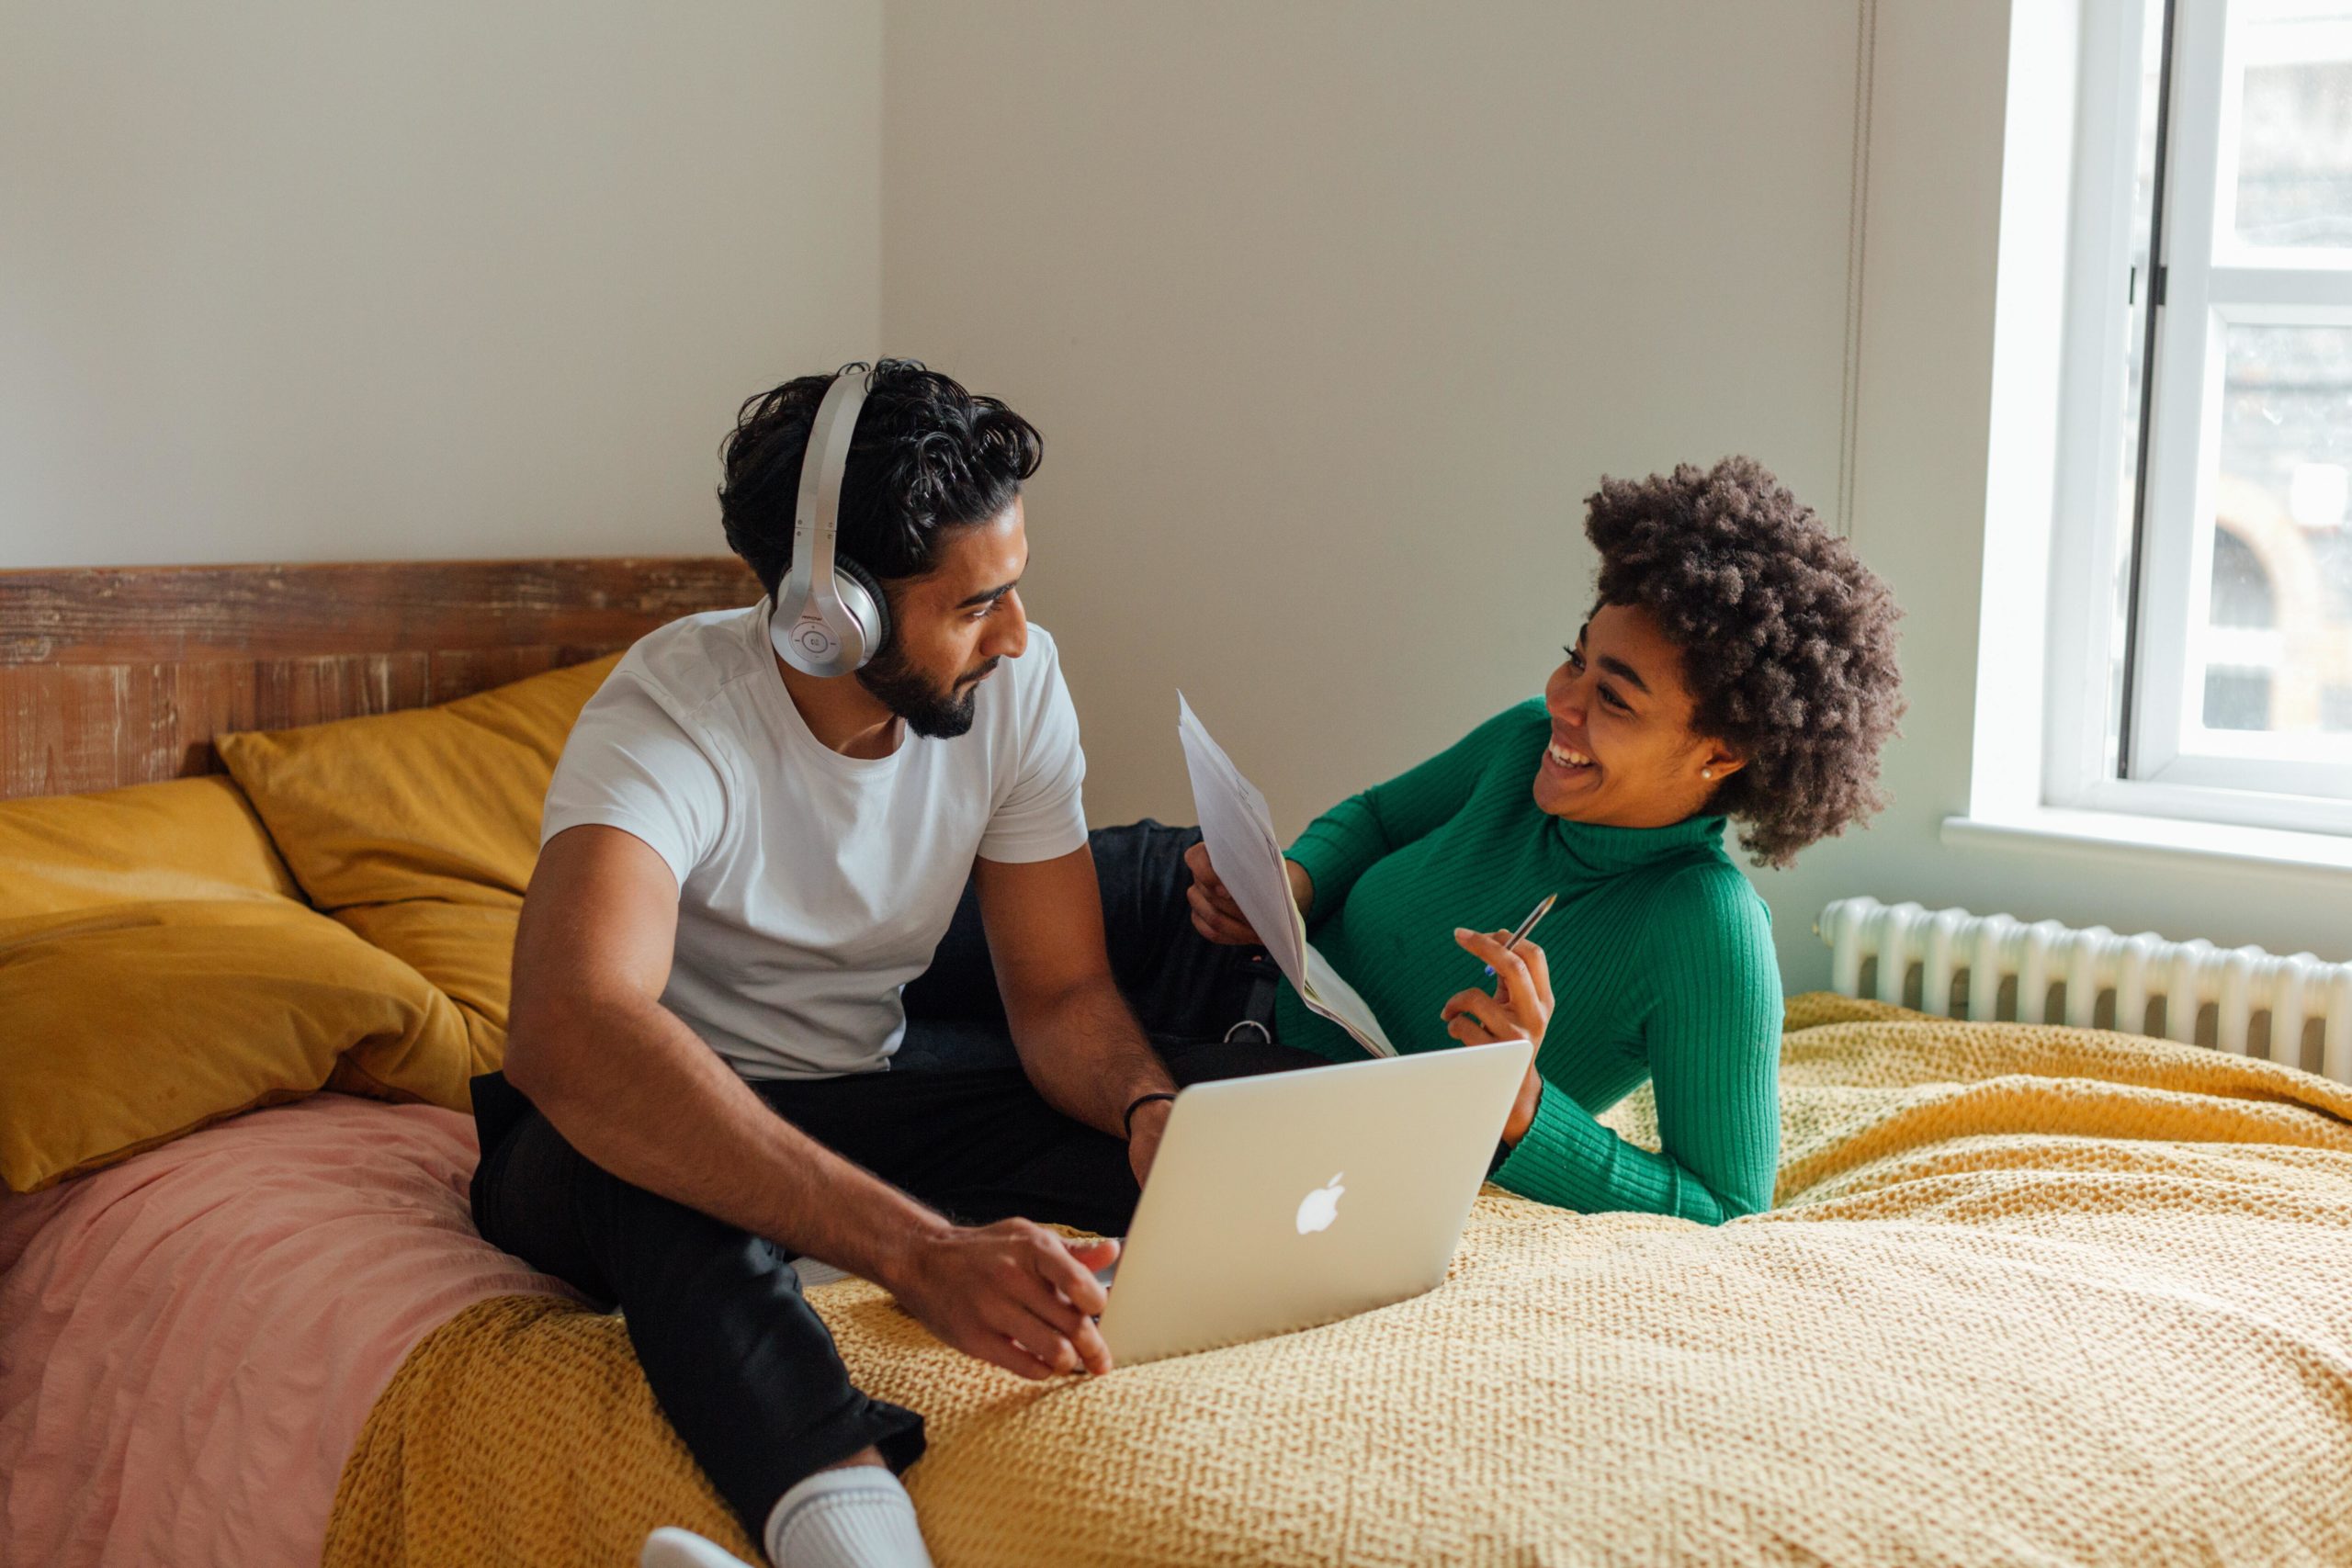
[1123,1091,1179,1140]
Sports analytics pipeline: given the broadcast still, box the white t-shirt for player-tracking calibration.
[539,603,1090,1080]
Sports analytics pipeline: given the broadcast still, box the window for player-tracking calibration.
[2053,0,2352,836]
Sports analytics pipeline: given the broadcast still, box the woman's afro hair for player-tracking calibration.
[1585,456,1905,868]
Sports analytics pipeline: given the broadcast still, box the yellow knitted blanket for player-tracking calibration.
[324,995,2352,1566]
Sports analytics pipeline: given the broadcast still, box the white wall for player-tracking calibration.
[883,0,1866,962]
[0,1,879,569]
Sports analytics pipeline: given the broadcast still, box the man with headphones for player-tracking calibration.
[466,361,1311,1568]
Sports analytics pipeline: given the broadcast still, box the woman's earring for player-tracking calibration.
[1702,768,1713,780]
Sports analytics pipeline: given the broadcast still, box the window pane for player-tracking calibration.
[2230,2,2352,251]
[2203,667,2274,728]
[2202,321,2352,746]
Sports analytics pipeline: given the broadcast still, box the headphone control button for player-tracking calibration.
[792,617,839,661]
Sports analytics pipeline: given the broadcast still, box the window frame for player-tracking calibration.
[2047,0,2352,837]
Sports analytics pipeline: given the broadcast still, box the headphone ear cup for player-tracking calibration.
[833,557,891,664]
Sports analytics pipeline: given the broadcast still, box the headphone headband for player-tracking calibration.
[773,367,888,677]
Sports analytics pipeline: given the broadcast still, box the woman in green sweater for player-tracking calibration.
[1184,457,1905,1223]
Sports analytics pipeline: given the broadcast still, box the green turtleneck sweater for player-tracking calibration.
[1272,700,1782,1223]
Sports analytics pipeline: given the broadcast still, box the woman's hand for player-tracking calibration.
[1442,929,1554,1050]
[1183,841,1312,946]
[1442,930,1554,1145]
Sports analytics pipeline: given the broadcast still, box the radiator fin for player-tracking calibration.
[1816,897,2352,1085]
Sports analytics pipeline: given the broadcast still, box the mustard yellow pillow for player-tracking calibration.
[216,655,619,1058]
[216,654,619,908]
[0,773,299,918]
[336,901,519,1064]
[0,899,469,1192]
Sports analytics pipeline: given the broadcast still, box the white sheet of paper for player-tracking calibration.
[1176,694,1396,1058]
[1301,944,1396,1057]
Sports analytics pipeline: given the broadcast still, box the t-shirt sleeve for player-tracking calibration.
[978,634,1090,864]
[538,673,729,892]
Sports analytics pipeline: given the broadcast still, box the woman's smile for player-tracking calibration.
[1541,733,1598,784]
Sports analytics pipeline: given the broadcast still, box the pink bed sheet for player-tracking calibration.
[0,1093,579,1568]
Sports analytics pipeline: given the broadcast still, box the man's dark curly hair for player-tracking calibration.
[1585,456,1905,869]
[718,358,1042,597]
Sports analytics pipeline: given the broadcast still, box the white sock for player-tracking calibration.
[641,1526,761,1568]
[764,1465,934,1568]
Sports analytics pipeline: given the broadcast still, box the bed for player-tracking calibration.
[6,558,2352,1568]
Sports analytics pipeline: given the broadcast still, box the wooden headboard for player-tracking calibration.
[0,557,760,801]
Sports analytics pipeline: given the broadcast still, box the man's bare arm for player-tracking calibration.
[503,825,1118,1376]
[972,845,1179,1180]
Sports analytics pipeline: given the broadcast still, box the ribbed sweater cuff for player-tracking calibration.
[1492,1082,1615,1207]
[1490,1081,1736,1225]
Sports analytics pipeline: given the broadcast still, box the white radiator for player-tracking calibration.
[1815,897,2352,1085]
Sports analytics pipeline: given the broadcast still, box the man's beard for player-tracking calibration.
[855,645,999,739]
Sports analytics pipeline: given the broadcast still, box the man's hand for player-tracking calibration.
[1183,841,1312,946]
[1125,1096,1173,1187]
[880,1219,1122,1379]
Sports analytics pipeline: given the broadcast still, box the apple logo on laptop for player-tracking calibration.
[1295,1173,1345,1235]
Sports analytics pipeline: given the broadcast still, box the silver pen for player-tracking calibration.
[1481,892,1558,978]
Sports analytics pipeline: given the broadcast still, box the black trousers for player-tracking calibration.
[468,821,1314,1538]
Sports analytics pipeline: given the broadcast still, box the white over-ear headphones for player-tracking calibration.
[771,367,892,677]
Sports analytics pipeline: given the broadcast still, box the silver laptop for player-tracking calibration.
[1096,1038,1532,1366]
